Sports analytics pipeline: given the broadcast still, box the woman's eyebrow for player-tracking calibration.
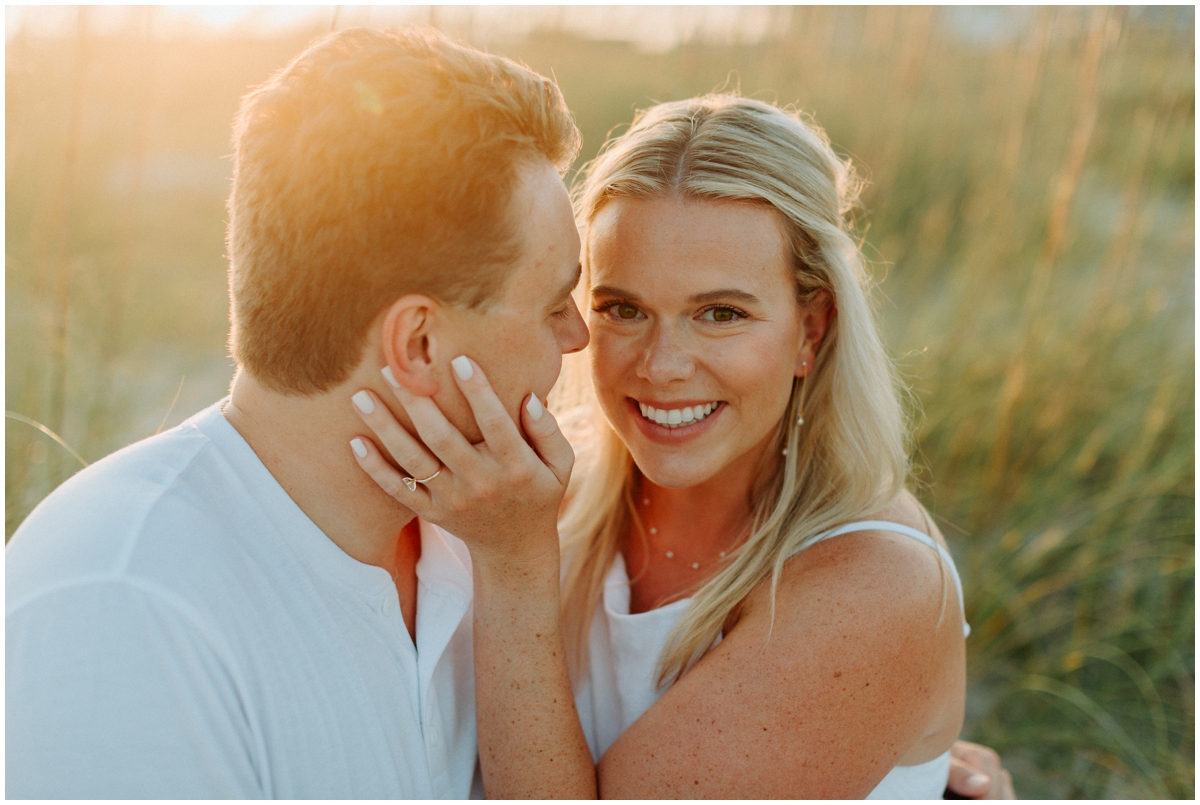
[590,286,762,306]
[688,289,761,306]
[590,284,641,301]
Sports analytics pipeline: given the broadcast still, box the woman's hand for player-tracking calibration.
[349,356,574,569]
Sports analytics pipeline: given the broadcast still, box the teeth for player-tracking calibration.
[637,401,720,429]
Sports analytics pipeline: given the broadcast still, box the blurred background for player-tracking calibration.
[5,5,1193,797]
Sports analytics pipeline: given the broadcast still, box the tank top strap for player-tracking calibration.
[790,520,971,637]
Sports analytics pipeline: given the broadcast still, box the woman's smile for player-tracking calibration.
[626,398,726,443]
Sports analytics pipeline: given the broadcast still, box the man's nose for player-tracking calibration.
[559,300,590,354]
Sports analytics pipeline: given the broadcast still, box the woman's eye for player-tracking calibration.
[596,302,642,320]
[701,306,744,323]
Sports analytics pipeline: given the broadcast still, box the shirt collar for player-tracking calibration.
[416,520,473,603]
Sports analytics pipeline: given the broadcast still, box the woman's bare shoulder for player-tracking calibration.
[728,491,964,763]
[752,489,935,585]
[601,493,962,797]
[754,515,947,628]
[869,488,950,549]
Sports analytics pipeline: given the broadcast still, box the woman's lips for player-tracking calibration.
[636,399,720,428]
[625,397,725,443]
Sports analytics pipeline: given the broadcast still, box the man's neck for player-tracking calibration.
[222,368,417,576]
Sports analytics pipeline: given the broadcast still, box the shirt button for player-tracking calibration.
[428,722,440,746]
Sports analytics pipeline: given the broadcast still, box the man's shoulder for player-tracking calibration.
[7,402,263,611]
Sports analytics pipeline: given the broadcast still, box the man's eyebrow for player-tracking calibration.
[590,284,641,302]
[551,263,583,305]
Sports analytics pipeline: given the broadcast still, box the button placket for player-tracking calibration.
[425,685,440,747]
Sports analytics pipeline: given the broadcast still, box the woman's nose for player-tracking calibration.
[637,324,694,385]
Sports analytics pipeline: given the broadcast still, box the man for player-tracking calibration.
[6,27,1010,799]
[8,27,584,798]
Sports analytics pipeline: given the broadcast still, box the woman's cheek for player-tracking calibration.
[589,333,630,384]
[708,342,792,413]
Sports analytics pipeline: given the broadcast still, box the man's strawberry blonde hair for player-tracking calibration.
[226,27,580,394]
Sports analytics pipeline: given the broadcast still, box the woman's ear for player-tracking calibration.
[381,295,441,396]
[796,291,834,377]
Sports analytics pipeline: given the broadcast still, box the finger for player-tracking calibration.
[448,356,527,460]
[962,742,1003,779]
[351,390,441,480]
[997,770,1015,799]
[521,393,574,487]
[945,756,989,799]
[379,369,480,473]
[349,435,432,511]
[951,741,999,771]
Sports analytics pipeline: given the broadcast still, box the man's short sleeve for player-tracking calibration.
[7,581,263,799]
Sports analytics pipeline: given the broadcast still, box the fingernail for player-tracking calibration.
[350,438,367,458]
[526,393,544,420]
[381,366,400,388]
[352,390,374,414]
[966,774,988,790]
[451,355,473,381]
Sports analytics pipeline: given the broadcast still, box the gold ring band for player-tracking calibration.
[402,468,441,492]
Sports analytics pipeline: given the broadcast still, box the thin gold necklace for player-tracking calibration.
[640,495,736,571]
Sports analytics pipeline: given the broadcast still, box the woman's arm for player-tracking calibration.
[350,361,597,798]
[470,532,596,797]
[597,523,965,798]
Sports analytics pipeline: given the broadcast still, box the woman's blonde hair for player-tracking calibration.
[559,94,909,686]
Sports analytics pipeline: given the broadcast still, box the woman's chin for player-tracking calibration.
[627,452,723,490]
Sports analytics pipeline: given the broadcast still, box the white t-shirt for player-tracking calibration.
[6,401,481,799]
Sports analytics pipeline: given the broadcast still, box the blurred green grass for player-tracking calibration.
[6,6,1193,798]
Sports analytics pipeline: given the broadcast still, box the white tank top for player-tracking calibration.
[574,520,969,799]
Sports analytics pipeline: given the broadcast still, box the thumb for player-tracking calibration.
[521,393,574,487]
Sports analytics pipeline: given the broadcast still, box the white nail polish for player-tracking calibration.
[352,391,374,414]
[451,356,473,381]
[381,366,400,388]
[350,438,367,458]
[526,394,544,420]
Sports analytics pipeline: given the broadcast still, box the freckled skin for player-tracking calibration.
[587,197,806,492]
[583,198,966,798]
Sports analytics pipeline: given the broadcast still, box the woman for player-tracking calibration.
[353,95,970,797]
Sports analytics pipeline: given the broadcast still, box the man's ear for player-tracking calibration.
[381,294,442,396]
[796,290,835,377]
